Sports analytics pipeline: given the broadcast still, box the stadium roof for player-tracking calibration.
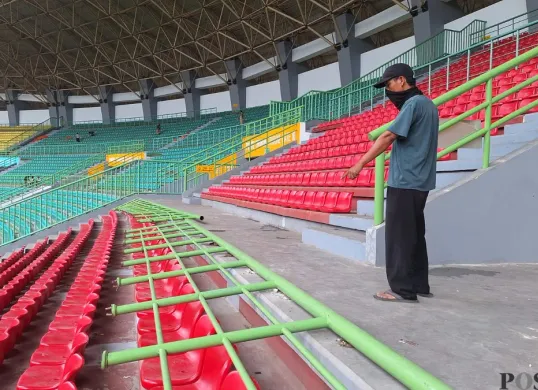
[0,0,498,96]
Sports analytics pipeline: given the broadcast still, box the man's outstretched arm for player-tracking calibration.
[342,130,397,179]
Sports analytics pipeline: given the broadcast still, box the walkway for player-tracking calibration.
[141,194,538,390]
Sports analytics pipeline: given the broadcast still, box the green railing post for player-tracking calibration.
[482,79,493,169]
[373,154,386,225]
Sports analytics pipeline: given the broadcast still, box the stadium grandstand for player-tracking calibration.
[0,0,537,388]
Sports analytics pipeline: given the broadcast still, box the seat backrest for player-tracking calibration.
[199,345,234,388]
[220,371,261,390]
[63,353,84,382]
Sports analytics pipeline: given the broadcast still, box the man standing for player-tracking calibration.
[343,63,439,303]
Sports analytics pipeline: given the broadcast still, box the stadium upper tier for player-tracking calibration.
[22,106,270,153]
[0,126,47,151]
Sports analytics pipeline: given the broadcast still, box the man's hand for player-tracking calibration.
[342,162,363,180]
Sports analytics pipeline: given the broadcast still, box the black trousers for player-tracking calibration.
[385,186,430,300]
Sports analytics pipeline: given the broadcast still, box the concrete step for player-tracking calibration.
[302,224,370,264]
[436,171,469,189]
[503,121,538,135]
[356,199,378,217]
[329,214,373,231]
[523,113,538,123]
[491,130,538,145]
[436,159,481,171]
[458,143,525,160]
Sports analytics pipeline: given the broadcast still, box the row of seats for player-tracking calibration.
[0,231,71,313]
[0,246,26,273]
[0,223,92,366]
[270,143,376,164]
[126,214,261,390]
[0,190,117,244]
[0,239,49,291]
[205,186,354,213]
[250,156,379,174]
[227,168,388,188]
[16,211,117,390]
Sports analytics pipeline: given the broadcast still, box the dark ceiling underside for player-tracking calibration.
[0,0,499,97]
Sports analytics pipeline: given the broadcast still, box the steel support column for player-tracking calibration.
[336,12,375,87]
[98,86,115,124]
[180,70,201,118]
[57,90,73,125]
[45,89,58,123]
[139,79,157,121]
[412,0,463,45]
[225,58,246,111]
[277,40,307,101]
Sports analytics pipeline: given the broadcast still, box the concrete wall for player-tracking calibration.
[444,0,528,30]
[73,106,103,123]
[157,98,187,117]
[360,36,417,75]
[370,139,538,265]
[19,109,50,124]
[246,80,281,108]
[297,63,341,95]
[200,91,232,113]
[115,102,144,120]
[0,110,9,125]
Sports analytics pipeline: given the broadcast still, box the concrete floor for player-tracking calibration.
[139,195,538,390]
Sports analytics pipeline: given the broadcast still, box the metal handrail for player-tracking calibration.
[369,45,538,225]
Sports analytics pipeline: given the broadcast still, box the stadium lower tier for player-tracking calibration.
[0,191,117,244]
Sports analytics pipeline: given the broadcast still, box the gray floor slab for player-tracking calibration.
[139,195,538,390]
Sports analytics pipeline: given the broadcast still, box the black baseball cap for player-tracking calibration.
[374,63,415,89]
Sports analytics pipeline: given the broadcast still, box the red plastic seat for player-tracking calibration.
[149,345,233,390]
[139,316,216,388]
[30,332,89,366]
[16,353,84,390]
[220,371,261,390]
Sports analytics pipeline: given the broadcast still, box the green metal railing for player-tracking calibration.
[103,199,450,390]
[155,107,300,152]
[70,107,218,127]
[369,44,538,225]
[182,121,300,191]
[469,7,538,41]
[269,19,486,120]
[270,10,538,121]
[0,117,59,152]
[19,140,145,156]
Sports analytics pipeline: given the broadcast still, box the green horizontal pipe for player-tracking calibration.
[125,225,189,237]
[117,260,247,286]
[369,44,538,141]
[102,317,327,367]
[123,229,200,244]
[123,237,213,253]
[136,217,196,223]
[190,220,451,390]
[438,97,538,158]
[111,280,276,316]
[121,246,226,266]
[125,221,191,234]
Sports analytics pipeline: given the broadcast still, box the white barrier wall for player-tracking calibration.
[445,0,528,30]
[360,36,417,76]
[246,80,281,108]
[157,99,187,117]
[298,62,341,96]
[73,107,102,123]
[200,91,231,113]
[0,111,9,125]
[115,103,144,120]
[19,110,49,124]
